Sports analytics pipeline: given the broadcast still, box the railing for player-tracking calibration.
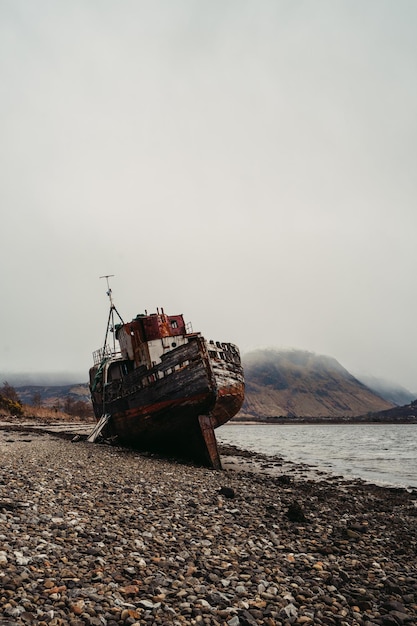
[206,341,241,365]
[92,344,121,365]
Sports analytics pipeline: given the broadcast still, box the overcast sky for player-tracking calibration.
[1,0,417,391]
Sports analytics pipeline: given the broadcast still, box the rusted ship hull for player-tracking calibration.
[89,335,244,468]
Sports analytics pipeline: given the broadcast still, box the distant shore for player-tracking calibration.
[233,415,417,424]
[0,420,416,625]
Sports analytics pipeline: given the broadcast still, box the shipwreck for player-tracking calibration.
[88,280,244,468]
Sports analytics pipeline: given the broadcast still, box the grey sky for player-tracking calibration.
[1,1,417,390]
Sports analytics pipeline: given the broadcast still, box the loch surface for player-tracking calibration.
[218,423,417,488]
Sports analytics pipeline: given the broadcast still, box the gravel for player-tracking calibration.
[0,425,416,625]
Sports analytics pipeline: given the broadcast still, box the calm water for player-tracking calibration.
[218,423,417,489]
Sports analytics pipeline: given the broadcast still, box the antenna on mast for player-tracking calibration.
[100,274,115,308]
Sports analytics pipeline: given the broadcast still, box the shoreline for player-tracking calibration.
[1,423,417,625]
[1,418,416,490]
[232,418,417,425]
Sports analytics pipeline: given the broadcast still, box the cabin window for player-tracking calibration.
[171,320,178,328]
[172,342,177,347]
[108,364,123,381]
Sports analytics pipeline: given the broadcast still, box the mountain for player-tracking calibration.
[353,374,416,406]
[364,399,417,422]
[238,349,394,420]
[15,383,90,407]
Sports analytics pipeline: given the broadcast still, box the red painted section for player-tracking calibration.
[126,313,186,342]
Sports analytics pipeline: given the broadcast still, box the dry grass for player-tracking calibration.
[10,405,95,423]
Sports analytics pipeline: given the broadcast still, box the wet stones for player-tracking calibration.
[285,501,308,523]
[219,487,236,499]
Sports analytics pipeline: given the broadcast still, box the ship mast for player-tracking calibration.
[100,275,124,353]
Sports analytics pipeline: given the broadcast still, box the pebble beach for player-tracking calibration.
[0,424,416,626]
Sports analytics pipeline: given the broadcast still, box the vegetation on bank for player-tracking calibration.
[0,381,94,422]
[0,381,23,416]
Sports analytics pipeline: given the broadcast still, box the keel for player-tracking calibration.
[198,414,222,469]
